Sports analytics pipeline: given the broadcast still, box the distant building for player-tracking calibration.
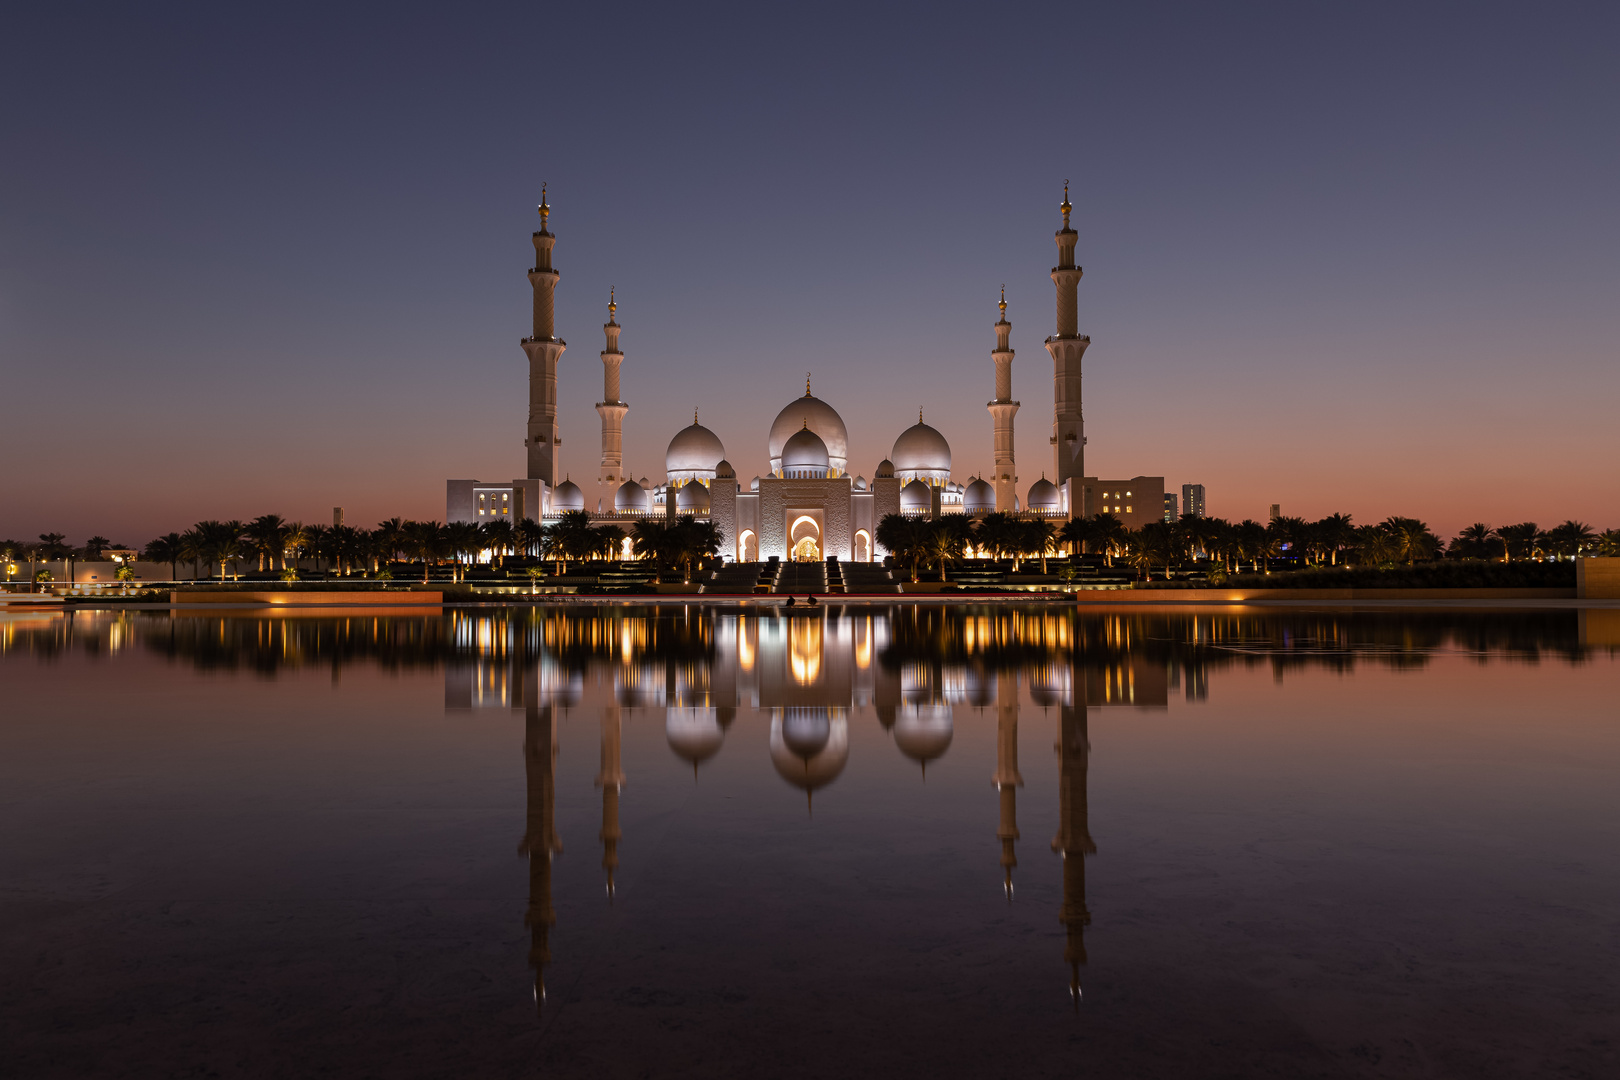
[1163,493,1179,523]
[1182,483,1206,518]
[1268,503,1280,522]
[1082,476,1166,531]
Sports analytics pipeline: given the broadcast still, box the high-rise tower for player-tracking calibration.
[988,286,1020,512]
[523,186,567,487]
[595,289,628,512]
[1044,182,1089,503]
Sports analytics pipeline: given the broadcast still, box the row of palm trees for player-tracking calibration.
[872,512,1620,583]
[79,512,722,585]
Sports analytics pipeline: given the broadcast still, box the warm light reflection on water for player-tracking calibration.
[2,604,1617,1078]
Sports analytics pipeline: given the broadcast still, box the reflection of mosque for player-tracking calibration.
[444,606,1178,1004]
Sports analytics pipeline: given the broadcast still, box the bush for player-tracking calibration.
[1155,561,1575,589]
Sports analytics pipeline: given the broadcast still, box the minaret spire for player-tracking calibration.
[523,186,567,490]
[993,670,1023,897]
[596,287,629,512]
[597,704,625,900]
[988,285,1020,512]
[1044,181,1089,513]
[521,700,562,1018]
[1053,690,1096,1003]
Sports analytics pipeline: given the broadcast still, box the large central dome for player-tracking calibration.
[666,419,725,484]
[768,392,848,477]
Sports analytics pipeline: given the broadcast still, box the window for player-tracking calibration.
[1126,506,1132,514]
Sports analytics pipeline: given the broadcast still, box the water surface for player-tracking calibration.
[2,605,1617,1078]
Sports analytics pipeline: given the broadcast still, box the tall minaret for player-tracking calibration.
[520,699,561,1017]
[595,289,628,512]
[993,668,1022,896]
[523,186,567,487]
[597,703,625,898]
[1052,693,1096,1002]
[988,286,1020,512]
[1044,182,1089,504]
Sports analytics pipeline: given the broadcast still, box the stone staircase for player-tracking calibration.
[774,559,827,595]
[840,561,902,593]
[703,561,766,594]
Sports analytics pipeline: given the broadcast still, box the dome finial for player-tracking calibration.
[694,407,699,425]
[918,406,924,423]
[802,418,808,429]
[999,284,1006,317]
[539,183,550,227]
[608,285,616,319]
[1060,180,1071,227]
[805,372,812,398]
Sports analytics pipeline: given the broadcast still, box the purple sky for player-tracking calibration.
[2,2,1617,544]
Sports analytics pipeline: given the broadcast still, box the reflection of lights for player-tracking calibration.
[789,620,821,684]
[738,618,755,670]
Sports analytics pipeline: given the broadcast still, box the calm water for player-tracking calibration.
[2,604,1618,1079]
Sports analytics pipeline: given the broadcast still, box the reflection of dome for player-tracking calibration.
[1029,664,1072,707]
[964,667,996,708]
[769,394,848,476]
[891,418,951,483]
[964,477,994,513]
[875,459,895,478]
[553,479,585,512]
[1027,476,1060,512]
[781,426,830,478]
[900,479,932,512]
[675,480,711,511]
[615,479,650,513]
[769,708,849,797]
[666,421,726,482]
[666,707,725,770]
[894,705,954,770]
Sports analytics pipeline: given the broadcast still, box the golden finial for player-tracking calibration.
[802,418,808,430]
[538,183,551,227]
[805,372,812,397]
[998,284,1006,317]
[608,286,616,318]
[1061,180,1071,226]
[694,407,699,425]
[918,406,924,423]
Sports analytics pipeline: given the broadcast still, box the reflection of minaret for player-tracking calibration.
[597,703,625,898]
[1045,181,1089,496]
[988,286,1020,512]
[1052,698,1095,1001]
[596,289,628,513]
[520,700,562,1017]
[993,670,1022,896]
[523,186,567,487]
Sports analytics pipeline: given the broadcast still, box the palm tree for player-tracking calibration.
[875,513,932,582]
[670,516,721,582]
[36,532,73,585]
[1093,513,1128,568]
[1127,521,1176,581]
[1022,518,1060,574]
[631,519,668,582]
[974,512,1017,563]
[1378,517,1437,565]
[1268,516,1308,567]
[1315,513,1355,565]
[927,525,959,582]
[281,523,309,573]
[481,519,518,569]
[1493,522,1540,562]
[1059,515,1098,558]
[1232,520,1267,572]
[404,520,445,583]
[188,520,244,580]
[142,533,184,579]
[1449,522,1495,560]
[1593,528,1620,557]
[84,535,111,559]
[1544,520,1596,559]
[373,518,408,568]
[243,515,288,572]
[1354,524,1398,566]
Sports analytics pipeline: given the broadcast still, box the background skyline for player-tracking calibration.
[3,2,1617,545]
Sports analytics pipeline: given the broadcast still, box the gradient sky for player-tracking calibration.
[2,2,1616,545]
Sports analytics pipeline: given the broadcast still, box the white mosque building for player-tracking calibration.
[448,184,1165,561]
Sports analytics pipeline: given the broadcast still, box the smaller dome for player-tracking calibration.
[615,479,650,513]
[750,476,760,492]
[781,426,831,477]
[891,420,952,475]
[852,475,867,491]
[875,459,895,478]
[900,479,932,512]
[964,477,994,512]
[1027,476,1060,512]
[666,421,725,478]
[894,705,954,770]
[715,459,736,478]
[638,476,651,488]
[675,480,711,511]
[553,479,585,512]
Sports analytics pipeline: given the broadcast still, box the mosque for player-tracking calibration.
[447,185,1165,560]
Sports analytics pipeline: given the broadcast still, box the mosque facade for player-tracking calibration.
[447,184,1162,560]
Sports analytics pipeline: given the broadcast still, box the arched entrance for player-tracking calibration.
[739,529,757,561]
[790,516,821,562]
[853,529,871,562]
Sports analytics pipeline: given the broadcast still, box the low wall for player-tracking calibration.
[1079,587,1575,602]
[1577,559,1620,599]
[171,591,443,606]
